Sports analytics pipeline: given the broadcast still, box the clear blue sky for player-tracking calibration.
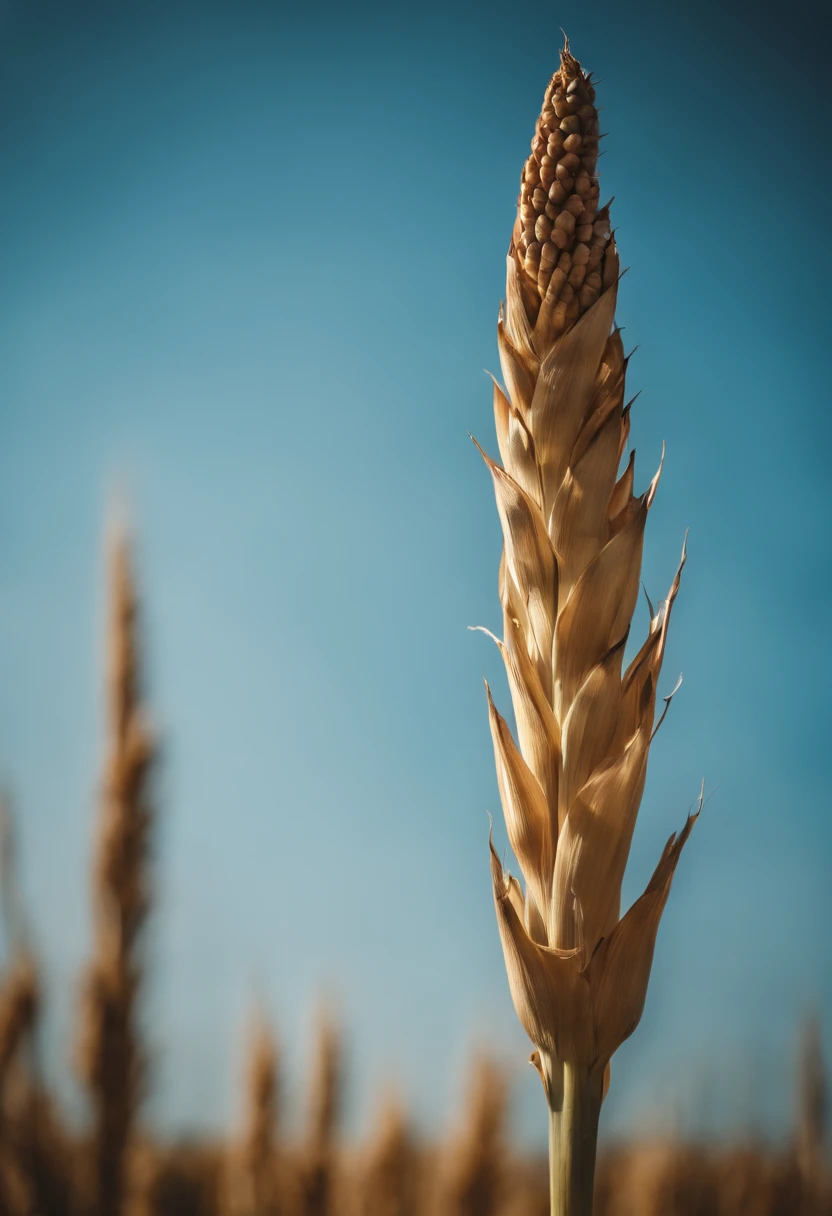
[0,0,829,1147]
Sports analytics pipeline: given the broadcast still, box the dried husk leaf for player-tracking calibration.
[588,808,698,1063]
[491,375,542,506]
[477,442,558,697]
[549,728,649,954]
[528,286,618,509]
[560,635,626,819]
[504,253,537,361]
[550,405,625,598]
[491,615,561,814]
[608,448,635,522]
[553,500,647,720]
[614,537,687,749]
[490,839,593,1065]
[498,322,536,417]
[486,682,553,922]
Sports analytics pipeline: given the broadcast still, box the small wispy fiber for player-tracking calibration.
[77,525,156,1216]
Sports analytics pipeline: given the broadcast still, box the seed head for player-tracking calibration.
[512,39,618,337]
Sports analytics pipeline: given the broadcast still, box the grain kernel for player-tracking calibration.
[552,299,569,332]
[546,267,568,300]
[535,214,552,242]
[539,241,557,269]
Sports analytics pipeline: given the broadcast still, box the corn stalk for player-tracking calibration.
[476,41,698,1215]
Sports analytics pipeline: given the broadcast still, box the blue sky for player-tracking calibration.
[0,0,829,1147]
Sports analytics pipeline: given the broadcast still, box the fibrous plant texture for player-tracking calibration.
[476,41,698,1214]
[78,527,156,1216]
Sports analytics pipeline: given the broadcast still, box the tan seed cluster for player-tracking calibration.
[512,42,618,334]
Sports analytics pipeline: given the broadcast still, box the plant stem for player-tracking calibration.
[548,1063,603,1216]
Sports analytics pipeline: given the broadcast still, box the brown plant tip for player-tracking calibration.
[77,525,157,1216]
[512,41,617,334]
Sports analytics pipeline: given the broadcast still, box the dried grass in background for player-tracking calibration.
[297,1010,343,1216]
[225,1009,283,1216]
[439,1054,508,1216]
[355,1090,419,1216]
[77,528,157,1216]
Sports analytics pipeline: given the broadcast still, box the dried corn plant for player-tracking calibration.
[0,795,38,1095]
[0,953,39,1214]
[356,1089,418,1216]
[0,795,78,1216]
[0,955,38,1098]
[77,527,156,1216]
[298,1010,343,1216]
[796,1015,827,1188]
[225,1008,282,1216]
[139,1141,226,1216]
[474,40,698,1213]
[440,1054,508,1216]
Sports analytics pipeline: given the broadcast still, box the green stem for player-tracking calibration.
[548,1062,603,1216]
